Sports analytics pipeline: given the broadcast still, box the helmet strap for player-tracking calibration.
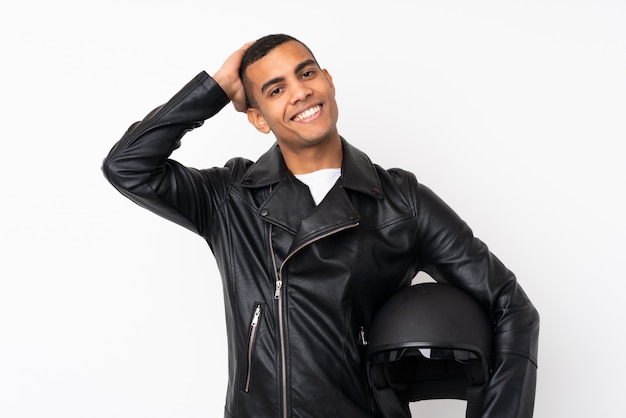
[369,363,411,418]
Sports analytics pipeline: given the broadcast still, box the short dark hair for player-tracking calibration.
[239,34,318,107]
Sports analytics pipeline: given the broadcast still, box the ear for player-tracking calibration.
[322,69,336,95]
[247,108,271,134]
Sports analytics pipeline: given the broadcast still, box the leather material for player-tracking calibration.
[103,71,539,417]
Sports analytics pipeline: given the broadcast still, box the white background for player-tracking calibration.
[1,0,624,417]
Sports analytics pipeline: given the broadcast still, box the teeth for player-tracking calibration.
[294,105,320,121]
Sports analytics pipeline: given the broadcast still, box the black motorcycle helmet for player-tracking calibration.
[367,282,494,418]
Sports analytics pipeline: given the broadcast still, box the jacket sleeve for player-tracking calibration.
[412,181,539,418]
[102,72,232,235]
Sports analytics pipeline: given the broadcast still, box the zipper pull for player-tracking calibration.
[251,305,261,327]
[274,280,282,299]
[359,326,368,346]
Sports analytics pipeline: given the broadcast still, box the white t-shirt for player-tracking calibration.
[295,168,341,205]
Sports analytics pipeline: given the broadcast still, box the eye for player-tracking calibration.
[269,86,284,97]
[301,70,316,80]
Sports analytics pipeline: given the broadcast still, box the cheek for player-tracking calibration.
[264,106,287,126]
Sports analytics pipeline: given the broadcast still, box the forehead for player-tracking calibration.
[245,41,317,87]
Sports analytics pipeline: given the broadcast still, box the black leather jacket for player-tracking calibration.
[102,72,539,418]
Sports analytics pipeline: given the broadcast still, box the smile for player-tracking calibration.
[292,105,321,122]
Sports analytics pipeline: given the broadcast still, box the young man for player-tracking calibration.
[103,34,539,417]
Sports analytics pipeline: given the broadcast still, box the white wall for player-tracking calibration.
[1,1,624,417]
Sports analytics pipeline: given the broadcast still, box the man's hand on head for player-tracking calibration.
[213,41,253,113]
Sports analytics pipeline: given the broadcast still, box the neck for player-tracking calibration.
[280,135,343,175]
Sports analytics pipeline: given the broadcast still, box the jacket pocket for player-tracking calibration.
[359,324,379,415]
[243,303,263,393]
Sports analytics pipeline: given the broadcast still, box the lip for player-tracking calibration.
[291,104,323,122]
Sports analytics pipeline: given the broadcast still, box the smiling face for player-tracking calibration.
[244,40,340,158]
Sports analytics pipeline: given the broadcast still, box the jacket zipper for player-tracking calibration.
[271,222,359,418]
[359,325,379,414]
[244,304,262,393]
[359,326,368,346]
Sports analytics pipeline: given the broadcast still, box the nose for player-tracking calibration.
[290,81,313,104]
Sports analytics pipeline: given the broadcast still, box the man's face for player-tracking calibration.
[244,41,339,153]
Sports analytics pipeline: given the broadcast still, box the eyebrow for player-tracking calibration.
[260,59,318,94]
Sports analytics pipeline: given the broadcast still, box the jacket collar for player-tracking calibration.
[241,137,383,200]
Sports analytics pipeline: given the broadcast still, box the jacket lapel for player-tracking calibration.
[240,138,384,254]
[287,180,360,254]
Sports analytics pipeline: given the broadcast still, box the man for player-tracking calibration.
[103,34,539,417]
